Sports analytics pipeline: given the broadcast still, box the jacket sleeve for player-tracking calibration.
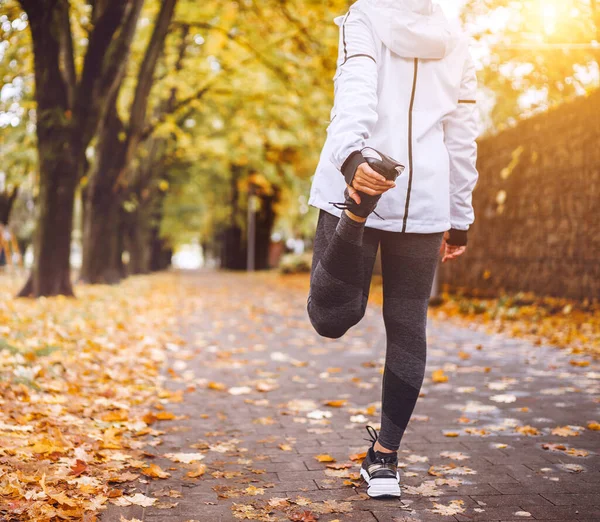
[443,53,479,246]
[328,9,379,186]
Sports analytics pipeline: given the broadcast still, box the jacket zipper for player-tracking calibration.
[402,58,419,233]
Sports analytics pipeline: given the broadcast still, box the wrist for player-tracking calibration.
[447,228,468,246]
[341,151,366,186]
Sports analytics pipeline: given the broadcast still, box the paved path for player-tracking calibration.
[103,271,599,522]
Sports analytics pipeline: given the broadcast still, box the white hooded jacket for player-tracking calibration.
[308,0,479,244]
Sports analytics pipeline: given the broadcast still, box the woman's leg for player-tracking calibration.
[377,231,444,451]
[307,210,380,339]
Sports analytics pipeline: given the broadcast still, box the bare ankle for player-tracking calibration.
[344,210,367,223]
[374,441,396,454]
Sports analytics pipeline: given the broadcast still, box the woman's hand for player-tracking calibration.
[440,231,467,263]
[347,162,396,204]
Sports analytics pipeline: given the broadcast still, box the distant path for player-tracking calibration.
[103,270,599,522]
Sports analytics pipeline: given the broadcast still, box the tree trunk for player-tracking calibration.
[19,134,79,297]
[220,226,246,270]
[124,204,151,276]
[79,0,178,283]
[0,187,19,225]
[80,98,127,284]
[254,190,278,270]
[18,2,77,297]
[149,225,172,272]
[17,0,143,297]
[218,183,279,271]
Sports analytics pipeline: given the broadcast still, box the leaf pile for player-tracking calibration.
[0,274,185,521]
[430,292,600,356]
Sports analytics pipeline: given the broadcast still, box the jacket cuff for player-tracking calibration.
[340,150,366,186]
[447,228,468,246]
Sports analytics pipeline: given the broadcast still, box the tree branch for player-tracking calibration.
[128,0,178,141]
[74,0,144,152]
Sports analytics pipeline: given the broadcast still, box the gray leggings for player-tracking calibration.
[308,210,443,451]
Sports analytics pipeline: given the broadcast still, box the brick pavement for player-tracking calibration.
[102,271,599,522]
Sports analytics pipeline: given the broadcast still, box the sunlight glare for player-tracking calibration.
[541,2,557,35]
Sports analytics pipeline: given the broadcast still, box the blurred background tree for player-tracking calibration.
[1,0,598,296]
[463,0,600,130]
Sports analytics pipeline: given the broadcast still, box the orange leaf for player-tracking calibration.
[349,451,366,462]
[155,412,176,421]
[570,360,590,367]
[186,463,207,478]
[315,454,336,463]
[432,369,448,383]
[324,400,347,408]
[142,464,171,479]
[69,459,88,477]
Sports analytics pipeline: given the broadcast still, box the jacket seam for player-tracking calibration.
[402,58,419,233]
[341,12,351,63]
[341,53,377,66]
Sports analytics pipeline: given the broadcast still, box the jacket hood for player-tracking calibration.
[354,0,460,60]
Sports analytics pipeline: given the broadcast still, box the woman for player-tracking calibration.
[307,0,479,499]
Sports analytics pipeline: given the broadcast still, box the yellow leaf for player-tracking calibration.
[432,369,448,383]
[324,400,347,408]
[155,412,177,421]
[245,485,265,495]
[186,463,207,478]
[102,427,123,449]
[349,451,366,462]
[142,464,171,479]
[49,491,78,507]
[102,410,129,422]
[570,360,590,367]
[515,425,540,436]
[208,381,227,391]
[551,426,581,437]
[315,454,336,463]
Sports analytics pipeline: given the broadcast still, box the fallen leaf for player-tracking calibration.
[432,369,449,383]
[551,425,582,437]
[142,463,171,479]
[430,499,465,516]
[324,400,347,408]
[187,463,207,478]
[164,452,205,463]
[315,454,336,463]
[515,425,540,436]
[114,493,157,507]
[349,451,366,462]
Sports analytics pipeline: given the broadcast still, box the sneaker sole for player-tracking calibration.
[360,468,401,499]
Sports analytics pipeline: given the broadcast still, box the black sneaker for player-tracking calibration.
[359,426,401,499]
[330,148,405,219]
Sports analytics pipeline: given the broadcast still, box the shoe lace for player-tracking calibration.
[364,425,397,465]
[364,425,379,445]
[328,201,385,220]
